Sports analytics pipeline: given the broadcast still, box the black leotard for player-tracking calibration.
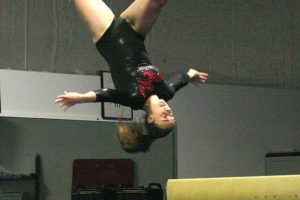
[95,18,190,110]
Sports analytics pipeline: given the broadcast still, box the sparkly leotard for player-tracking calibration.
[94,18,190,110]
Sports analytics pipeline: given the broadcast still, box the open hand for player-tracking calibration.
[187,69,209,86]
[55,91,83,111]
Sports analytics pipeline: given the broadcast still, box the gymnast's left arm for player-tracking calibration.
[166,69,209,92]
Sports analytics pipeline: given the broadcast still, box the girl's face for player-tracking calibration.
[147,99,175,129]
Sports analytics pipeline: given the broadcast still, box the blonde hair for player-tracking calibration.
[117,121,154,153]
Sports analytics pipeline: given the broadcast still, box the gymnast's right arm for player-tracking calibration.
[55,89,131,111]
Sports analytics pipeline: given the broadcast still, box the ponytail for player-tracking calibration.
[117,121,154,153]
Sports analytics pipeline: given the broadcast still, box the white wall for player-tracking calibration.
[0,69,101,120]
[0,69,143,121]
[171,84,300,178]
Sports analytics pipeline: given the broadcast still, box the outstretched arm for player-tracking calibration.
[166,69,209,92]
[159,69,208,101]
[55,91,96,111]
[55,89,134,111]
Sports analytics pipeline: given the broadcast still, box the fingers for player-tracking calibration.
[55,91,72,103]
[190,72,209,86]
[54,91,68,102]
[55,92,72,111]
[198,72,209,83]
[55,96,64,103]
[55,96,68,106]
[200,72,209,77]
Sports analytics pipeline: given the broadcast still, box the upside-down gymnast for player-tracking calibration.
[55,0,209,153]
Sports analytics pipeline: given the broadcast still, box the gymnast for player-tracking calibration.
[55,0,209,153]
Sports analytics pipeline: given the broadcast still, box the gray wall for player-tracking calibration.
[170,84,300,178]
[0,117,175,200]
[1,0,300,89]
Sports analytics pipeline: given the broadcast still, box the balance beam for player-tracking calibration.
[167,175,300,200]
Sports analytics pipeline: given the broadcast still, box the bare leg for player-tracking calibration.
[74,0,115,43]
[120,0,167,36]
